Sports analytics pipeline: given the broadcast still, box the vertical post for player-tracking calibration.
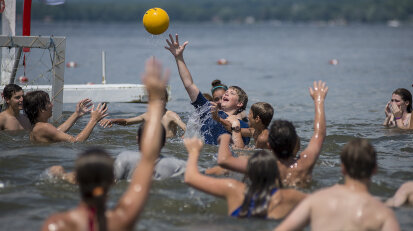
[102,50,106,84]
[1,0,16,85]
[22,0,31,52]
[51,37,66,123]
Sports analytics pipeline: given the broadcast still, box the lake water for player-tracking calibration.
[0,21,413,230]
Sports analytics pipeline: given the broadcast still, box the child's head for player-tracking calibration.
[226,86,248,114]
[210,79,228,104]
[268,120,299,160]
[23,91,51,125]
[249,102,274,128]
[340,138,377,180]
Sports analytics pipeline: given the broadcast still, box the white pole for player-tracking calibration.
[102,50,106,84]
[1,0,16,85]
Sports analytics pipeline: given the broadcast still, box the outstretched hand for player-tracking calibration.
[142,57,169,102]
[99,118,113,128]
[165,34,188,58]
[75,98,93,117]
[184,137,204,155]
[309,80,328,103]
[90,103,108,122]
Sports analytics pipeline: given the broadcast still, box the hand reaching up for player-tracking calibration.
[184,137,204,156]
[309,80,328,103]
[75,98,93,117]
[165,34,188,58]
[142,57,169,102]
[90,103,108,122]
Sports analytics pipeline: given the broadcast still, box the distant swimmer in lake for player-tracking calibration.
[42,57,167,231]
[383,88,412,129]
[99,90,186,138]
[217,81,328,188]
[49,122,186,184]
[165,34,250,145]
[184,136,306,219]
[0,84,31,131]
[274,138,400,231]
[386,181,413,207]
[24,91,107,143]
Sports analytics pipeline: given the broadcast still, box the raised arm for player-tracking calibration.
[168,111,187,132]
[100,114,145,128]
[184,137,241,200]
[57,98,92,132]
[165,34,199,102]
[217,134,248,173]
[110,57,168,229]
[299,81,328,170]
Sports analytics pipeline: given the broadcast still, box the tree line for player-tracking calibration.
[17,0,413,23]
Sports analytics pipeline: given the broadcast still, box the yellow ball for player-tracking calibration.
[143,8,169,35]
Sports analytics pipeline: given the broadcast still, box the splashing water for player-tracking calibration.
[184,103,214,140]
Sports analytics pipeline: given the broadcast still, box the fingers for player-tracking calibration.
[175,34,179,45]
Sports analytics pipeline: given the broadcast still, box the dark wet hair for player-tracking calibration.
[2,83,22,100]
[202,93,213,101]
[238,150,282,218]
[76,148,114,231]
[340,138,377,180]
[229,86,248,114]
[23,91,50,125]
[137,122,166,151]
[250,102,274,128]
[393,88,412,113]
[211,79,228,95]
[268,120,298,160]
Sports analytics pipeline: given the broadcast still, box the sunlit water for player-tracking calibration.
[1,22,413,230]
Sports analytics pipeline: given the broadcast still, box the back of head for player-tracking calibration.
[340,138,377,180]
[239,150,281,217]
[229,86,248,114]
[137,122,166,150]
[393,88,412,113]
[268,120,298,159]
[76,148,114,231]
[210,79,228,95]
[2,83,22,100]
[23,91,49,125]
[251,102,274,128]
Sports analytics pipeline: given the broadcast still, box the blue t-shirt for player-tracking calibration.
[191,92,250,145]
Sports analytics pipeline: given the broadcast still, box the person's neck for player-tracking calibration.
[36,113,49,123]
[343,175,370,193]
[252,124,266,138]
[223,108,237,116]
[6,106,20,117]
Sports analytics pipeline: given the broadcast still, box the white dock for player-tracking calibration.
[0,84,149,103]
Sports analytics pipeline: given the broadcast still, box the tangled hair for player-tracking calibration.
[393,88,412,113]
[2,84,22,100]
[23,91,50,125]
[340,138,377,180]
[229,86,248,114]
[238,150,282,218]
[137,122,166,151]
[268,120,298,160]
[210,79,228,95]
[76,148,114,231]
[250,102,274,128]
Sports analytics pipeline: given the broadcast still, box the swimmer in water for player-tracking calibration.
[275,138,400,231]
[184,136,306,219]
[217,81,328,187]
[383,88,412,129]
[24,92,107,143]
[42,57,168,231]
[0,84,31,131]
[99,90,186,138]
[165,34,250,145]
[386,181,413,207]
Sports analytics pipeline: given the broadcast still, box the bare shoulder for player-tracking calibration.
[33,122,56,132]
[281,188,307,201]
[165,110,180,118]
[42,211,78,231]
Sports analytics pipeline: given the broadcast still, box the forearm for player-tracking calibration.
[231,131,245,149]
[111,118,128,126]
[175,56,199,101]
[184,153,201,184]
[74,119,97,142]
[313,101,326,140]
[57,112,79,132]
[140,100,163,162]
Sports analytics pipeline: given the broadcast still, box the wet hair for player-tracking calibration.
[76,148,114,231]
[393,88,412,113]
[340,138,377,180]
[250,102,274,128]
[238,150,282,218]
[2,83,22,100]
[137,122,166,151]
[229,86,248,114]
[268,120,298,160]
[23,91,50,125]
[211,79,228,95]
[203,93,213,101]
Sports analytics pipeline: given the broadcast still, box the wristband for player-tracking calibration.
[395,117,402,120]
[231,126,241,133]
